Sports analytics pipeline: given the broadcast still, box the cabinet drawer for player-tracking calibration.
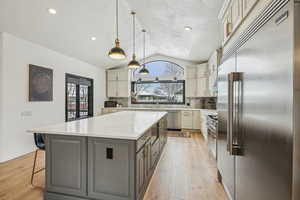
[151,141,160,168]
[136,130,151,152]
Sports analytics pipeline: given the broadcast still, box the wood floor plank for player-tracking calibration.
[143,132,228,200]
[0,132,227,200]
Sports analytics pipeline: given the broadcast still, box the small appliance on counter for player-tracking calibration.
[104,101,118,108]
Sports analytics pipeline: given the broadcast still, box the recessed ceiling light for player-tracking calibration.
[91,37,97,41]
[48,8,57,15]
[184,26,192,31]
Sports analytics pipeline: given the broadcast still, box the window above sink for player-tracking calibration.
[131,60,185,104]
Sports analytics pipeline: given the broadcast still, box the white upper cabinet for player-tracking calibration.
[117,81,129,97]
[196,63,209,77]
[208,50,221,97]
[222,8,232,41]
[107,68,130,97]
[186,63,210,97]
[107,70,118,81]
[186,79,197,98]
[107,69,129,81]
[186,67,197,79]
[219,0,260,45]
[242,0,258,18]
[196,78,209,97]
[231,0,243,30]
[107,81,118,97]
[117,69,129,81]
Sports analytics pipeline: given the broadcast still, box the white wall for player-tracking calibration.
[0,33,106,162]
[0,33,4,161]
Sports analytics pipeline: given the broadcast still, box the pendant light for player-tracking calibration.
[139,29,149,75]
[128,12,141,69]
[108,0,126,60]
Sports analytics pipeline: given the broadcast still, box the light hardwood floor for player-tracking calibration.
[0,133,228,200]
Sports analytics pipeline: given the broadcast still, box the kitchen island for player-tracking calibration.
[28,111,168,200]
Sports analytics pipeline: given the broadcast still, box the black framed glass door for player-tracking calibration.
[66,74,93,121]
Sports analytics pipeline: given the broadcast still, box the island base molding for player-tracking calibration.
[45,192,87,200]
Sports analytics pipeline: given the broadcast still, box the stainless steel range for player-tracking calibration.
[207,114,217,159]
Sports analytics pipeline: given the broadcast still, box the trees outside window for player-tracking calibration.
[132,61,185,104]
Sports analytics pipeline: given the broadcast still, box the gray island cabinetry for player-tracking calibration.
[28,111,167,200]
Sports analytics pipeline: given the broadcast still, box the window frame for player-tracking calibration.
[131,80,186,105]
[65,73,94,122]
[132,60,185,81]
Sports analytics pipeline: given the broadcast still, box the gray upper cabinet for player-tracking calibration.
[46,135,87,197]
[88,138,135,200]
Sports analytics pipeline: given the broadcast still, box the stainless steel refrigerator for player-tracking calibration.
[217,0,300,200]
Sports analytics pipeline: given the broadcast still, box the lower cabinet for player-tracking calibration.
[136,117,168,200]
[45,135,87,197]
[151,141,160,168]
[136,139,159,200]
[136,147,145,199]
[145,141,152,180]
[88,138,135,200]
[181,111,193,129]
[181,110,202,130]
[44,117,167,200]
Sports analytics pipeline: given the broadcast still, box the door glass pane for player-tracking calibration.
[67,83,77,121]
[79,85,89,117]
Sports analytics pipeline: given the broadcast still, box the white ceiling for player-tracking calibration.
[0,0,223,68]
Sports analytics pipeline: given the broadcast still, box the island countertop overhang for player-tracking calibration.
[27,111,168,140]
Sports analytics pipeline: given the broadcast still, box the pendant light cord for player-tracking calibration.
[143,29,146,67]
[133,13,136,56]
[116,0,119,39]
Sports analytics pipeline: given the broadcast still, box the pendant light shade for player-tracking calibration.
[139,66,149,75]
[139,29,149,75]
[108,39,126,59]
[128,12,141,69]
[128,57,140,68]
[108,0,126,60]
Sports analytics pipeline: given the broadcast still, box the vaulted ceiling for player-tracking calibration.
[0,0,223,68]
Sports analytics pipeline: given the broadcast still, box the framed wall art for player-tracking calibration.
[29,64,53,101]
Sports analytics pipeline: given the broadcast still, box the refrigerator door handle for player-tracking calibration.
[228,72,243,156]
[227,73,233,152]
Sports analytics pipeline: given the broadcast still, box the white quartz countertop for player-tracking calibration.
[28,111,167,140]
[105,107,216,112]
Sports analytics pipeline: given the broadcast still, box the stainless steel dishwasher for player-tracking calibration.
[166,111,181,130]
